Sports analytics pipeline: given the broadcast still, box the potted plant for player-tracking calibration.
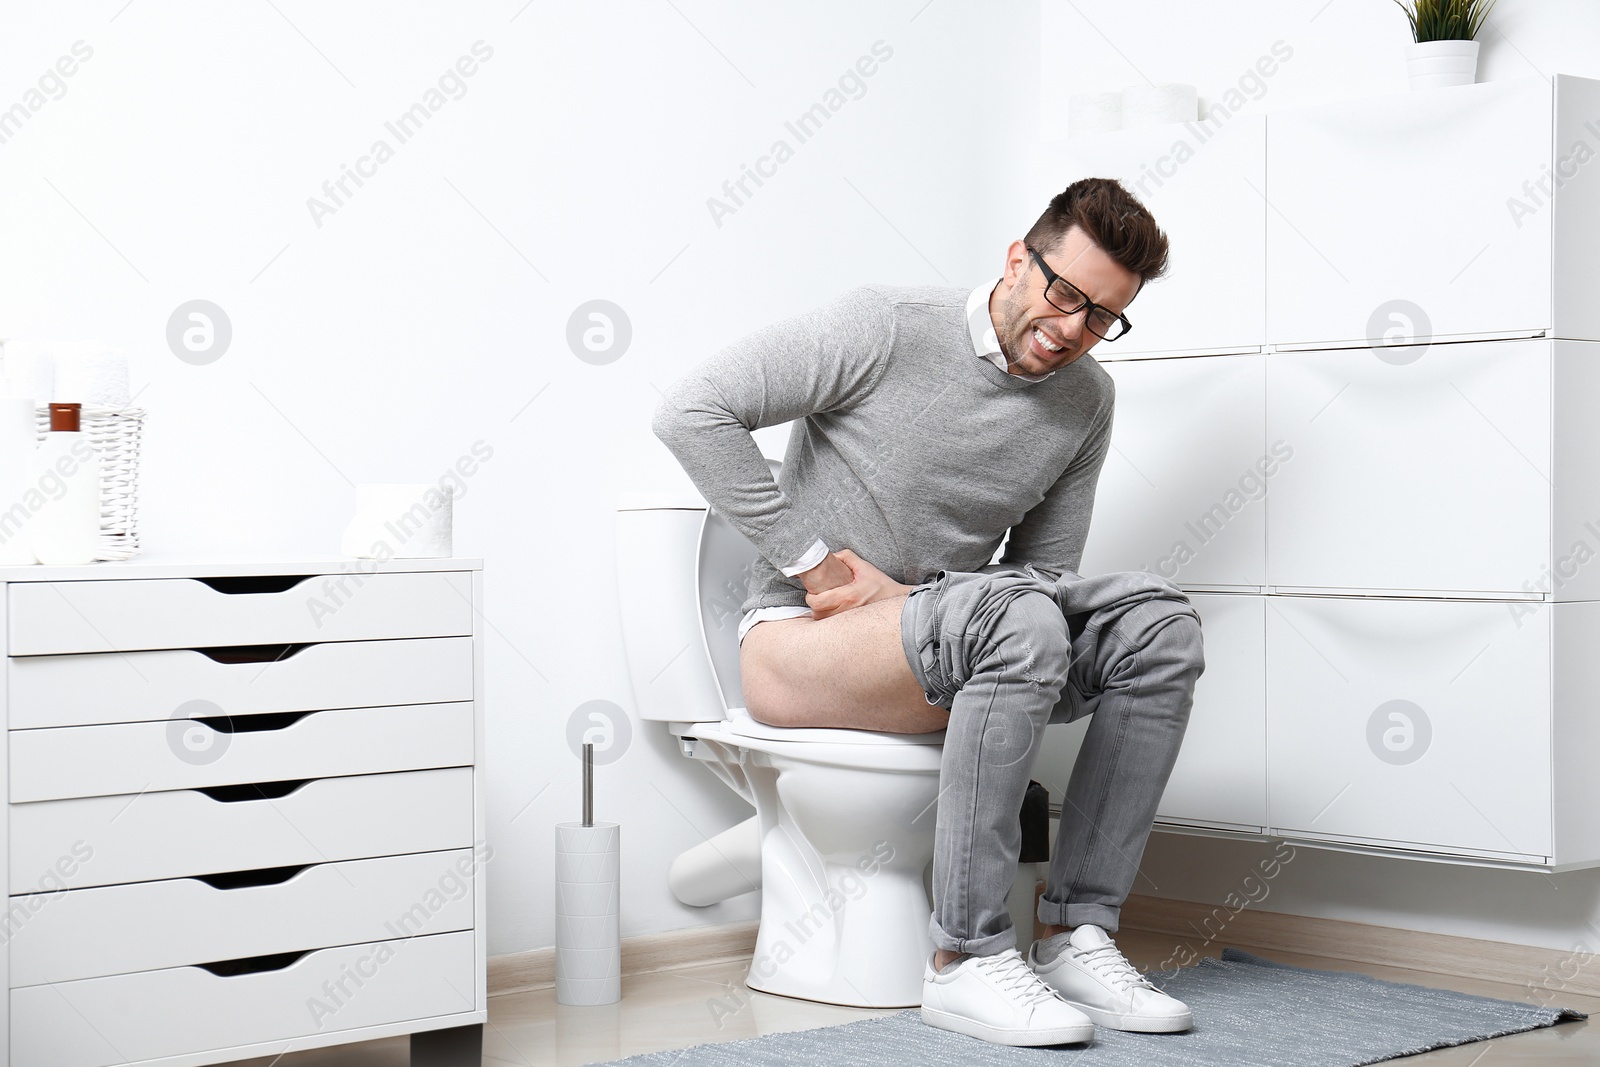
[1393,0,1498,90]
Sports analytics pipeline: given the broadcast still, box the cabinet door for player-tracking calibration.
[1030,115,1264,358]
[1266,596,1551,862]
[1080,353,1266,587]
[1265,77,1550,347]
[1158,592,1266,830]
[1265,339,1550,594]
[1034,593,1266,832]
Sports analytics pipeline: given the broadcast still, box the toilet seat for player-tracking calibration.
[726,707,945,746]
[679,710,945,772]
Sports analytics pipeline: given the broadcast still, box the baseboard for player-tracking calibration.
[488,921,760,997]
[489,901,1600,1004]
[1120,893,1600,1000]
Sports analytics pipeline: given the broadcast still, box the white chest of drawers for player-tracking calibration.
[0,556,487,1067]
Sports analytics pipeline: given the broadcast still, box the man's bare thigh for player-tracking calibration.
[739,595,948,733]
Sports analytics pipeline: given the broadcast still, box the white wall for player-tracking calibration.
[1040,0,1600,959]
[0,1,1042,956]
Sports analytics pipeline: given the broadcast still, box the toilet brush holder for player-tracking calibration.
[555,744,621,1005]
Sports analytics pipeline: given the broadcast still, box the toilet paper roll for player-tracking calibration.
[51,343,130,409]
[1119,83,1199,129]
[0,341,56,407]
[556,821,621,1006]
[339,482,453,559]
[1067,92,1122,137]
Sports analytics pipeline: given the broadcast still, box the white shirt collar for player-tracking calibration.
[966,278,1053,383]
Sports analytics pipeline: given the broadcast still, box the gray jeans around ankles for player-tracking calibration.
[898,563,1206,956]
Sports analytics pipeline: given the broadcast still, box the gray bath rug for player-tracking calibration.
[581,946,1586,1066]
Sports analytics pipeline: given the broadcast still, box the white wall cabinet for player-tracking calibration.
[1265,338,1600,598]
[1266,75,1600,348]
[1266,595,1600,870]
[1267,596,1553,864]
[1034,72,1600,870]
[0,558,487,1067]
[1037,592,1267,835]
[1080,353,1267,588]
[1029,115,1265,358]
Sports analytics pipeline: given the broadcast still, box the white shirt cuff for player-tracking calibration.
[779,538,830,577]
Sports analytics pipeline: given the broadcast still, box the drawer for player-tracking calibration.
[1265,340,1553,595]
[1030,115,1266,359]
[10,767,473,893]
[8,570,474,655]
[1078,353,1268,587]
[12,929,477,1067]
[1154,593,1267,831]
[11,701,474,802]
[8,635,473,728]
[1265,78,1552,347]
[1036,593,1268,833]
[1266,596,1552,861]
[9,847,481,986]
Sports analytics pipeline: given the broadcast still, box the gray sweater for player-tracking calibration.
[652,283,1116,614]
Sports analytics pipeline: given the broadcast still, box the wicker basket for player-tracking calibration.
[33,405,145,561]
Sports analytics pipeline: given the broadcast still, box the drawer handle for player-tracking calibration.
[191,710,316,734]
[192,575,319,595]
[196,779,314,802]
[195,643,313,664]
[195,863,313,890]
[197,948,311,977]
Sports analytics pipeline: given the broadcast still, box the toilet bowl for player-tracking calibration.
[616,465,946,1008]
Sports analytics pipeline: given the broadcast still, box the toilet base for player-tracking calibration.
[674,722,945,1008]
[741,825,934,1008]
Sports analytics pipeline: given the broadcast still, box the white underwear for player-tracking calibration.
[737,605,814,646]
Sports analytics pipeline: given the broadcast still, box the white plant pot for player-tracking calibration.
[1404,39,1481,90]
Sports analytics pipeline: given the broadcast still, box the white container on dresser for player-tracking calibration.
[0,556,487,1067]
[1030,73,1600,871]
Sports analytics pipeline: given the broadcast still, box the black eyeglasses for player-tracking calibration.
[1024,244,1133,342]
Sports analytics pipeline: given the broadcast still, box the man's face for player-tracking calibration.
[991,226,1143,376]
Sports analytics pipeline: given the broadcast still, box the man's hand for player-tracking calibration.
[800,548,915,620]
[797,552,854,598]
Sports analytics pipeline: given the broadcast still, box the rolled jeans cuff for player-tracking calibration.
[930,923,1024,958]
[1035,897,1122,935]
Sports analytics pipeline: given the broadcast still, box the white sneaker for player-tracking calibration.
[1028,925,1193,1033]
[921,948,1095,1046]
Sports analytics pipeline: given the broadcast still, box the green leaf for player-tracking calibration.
[1392,0,1499,42]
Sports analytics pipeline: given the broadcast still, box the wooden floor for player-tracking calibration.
[222,928,1597,1066]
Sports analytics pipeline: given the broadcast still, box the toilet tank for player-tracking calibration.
[615,494,728,723]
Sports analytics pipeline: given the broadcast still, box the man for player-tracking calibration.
[653,177,1205,1047]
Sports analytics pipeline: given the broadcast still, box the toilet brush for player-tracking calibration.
[555,743,621,1005]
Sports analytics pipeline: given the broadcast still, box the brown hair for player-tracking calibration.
[1023,177,1169,301]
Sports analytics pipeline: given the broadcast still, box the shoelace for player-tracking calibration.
[973,951,1061,1006]
[1073,940,1157,995]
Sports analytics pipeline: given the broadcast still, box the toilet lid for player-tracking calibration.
[723,707,945,746]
